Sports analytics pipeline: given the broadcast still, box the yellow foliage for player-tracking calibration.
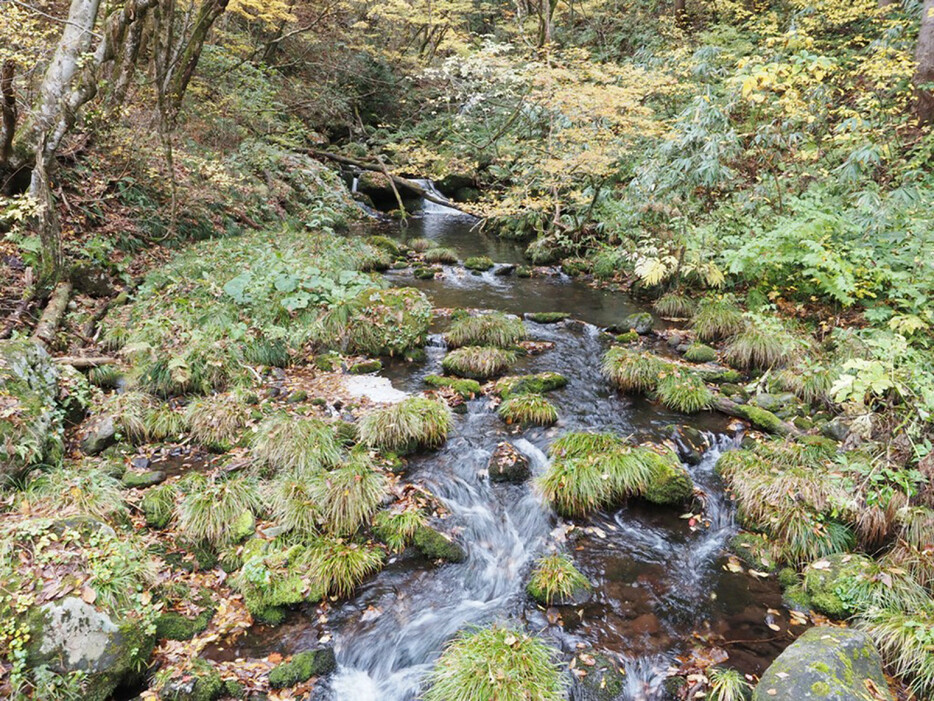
[228,0,297,26]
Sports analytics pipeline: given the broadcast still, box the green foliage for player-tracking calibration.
[498,393,558,427]
[654,293,696,319]
[177,476,261,547]
[373,508,427,552]
[144,405,189,442]
[141,483,178,529]
[724,320,791,371]
[684,343,717,363]
[707,667,752,701]
[270,476,320,535]
[463,256,494,271]
[306,536,384,597]
[443,312,525,349]
[657,371,714,413]
[492,372,568,398]
[424,375,482,398]
[442,346,517,380]
[601,347,670,393]
[313,453,388,536]
[252,415,342,474]
[424,247,459,264]
[526,554,590,605]
[23,466,126,522]
[359,397,453,454]
[425,625,566,701]
[691,297,745,342]
[858,610,934,700]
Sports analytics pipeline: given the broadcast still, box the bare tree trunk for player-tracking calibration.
[916,0,934,124]
[168,0,230,113]
[0,60,15,167]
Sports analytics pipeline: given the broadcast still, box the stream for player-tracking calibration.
[212,190,797,699]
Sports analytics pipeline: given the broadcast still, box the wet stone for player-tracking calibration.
[488,442,532,483]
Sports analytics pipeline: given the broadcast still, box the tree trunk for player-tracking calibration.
[0,60,15,167]
[916,0,934,124]
[167,0,230,114]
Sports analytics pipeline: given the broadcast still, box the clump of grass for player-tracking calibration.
[24,466,126,521]
[141,483,178,528]
[243,337,290,367]
[858,610,934,700]
[145,405,189,441]
[373,507,428,552]
[443,312,525,349]
[270,476,321,535]
[657,370,714,413]
[653,293,696,319]
[101,390,154,443]
[89,364,121,389]
[407,237,433,252]
[442,346,517,380]
[498,393,558,426]
[424,247,459,264]
[724,324,789,371]
[252,415,342,474]
[464,256,494,271]
[307,537,384,597]
[313,453,388,535]
[359,396,452,454]
[548,431,625,459]
[777,360,835,404]
[425,625,566,701]
[684,343,717,363]
[527,554,591,605]
[691,296,744,342]
[358,245,393,271]
[707,667,752,701]
[186,394,249,448]
[366,234,403,256]
[177,476,261,546]
[601,348,670,393]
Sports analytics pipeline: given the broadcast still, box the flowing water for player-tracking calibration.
[213,190,797,699]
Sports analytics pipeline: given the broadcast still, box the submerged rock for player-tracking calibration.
[0,340,61,479]
[753,627,893,701]
[488,442,531,483]
[26,597,154,701]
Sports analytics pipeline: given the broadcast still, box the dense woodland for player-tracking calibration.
[1,0,934,699]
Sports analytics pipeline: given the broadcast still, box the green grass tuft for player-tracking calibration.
[684,343,718,363]
[372,508,428,552]
[498,393,559,426]
[252,414,342,474]
[464,256,494,271]
[177,476,261,546]
[313,452,388,535]
[425,625,566,701]
[707,667,752,701]
[527,553,591,605]
[270,476,321,535]
[657,370,714,413]
[442,346,517,380]
[724,324,789,370]
[858,609,934,700]
[145,405,189,442]
[359,396,453,454]
[601,347,670,393]
[186,394,249,448]
[653,293,696,318]
[141,483,178,528]
[24,466,126,521]
[407,237,433,252]
[424,247,459,264]
[306,536,384,597]
[443,312,525,349]
[691,296,745,342]
[243,337,291,367]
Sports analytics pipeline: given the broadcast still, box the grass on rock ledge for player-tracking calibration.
[359,396,453,454]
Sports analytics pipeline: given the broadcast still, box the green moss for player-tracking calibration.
[493,372,568,398]
[642,456,693,504]
[414,266,437,279]
[414,525,467,563]
[348,359,383,374]
[527,554,591,605]
[425,375,482,398]
[684,343,717,363]
[615,330,639,343]
[729,403,785,434]
[811,680,831,696]
[464,256,494,271]
[783,583,812,611]
[778,567,799,588]
[155,608,214,641]
[268,649,337,688]
[516,266,533,278]
[159,659,224,701]
[122,470,165,489]
[526,312,568,323]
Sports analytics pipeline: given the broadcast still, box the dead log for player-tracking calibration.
[54,355,117,368]
[713,396,799,437]
[31,281,72,349]
[306,149,474,215]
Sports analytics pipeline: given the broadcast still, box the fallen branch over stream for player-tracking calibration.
[306,149,475,216]
[31,281,72,349]
[53,356,117,369]
[713,396,799,437]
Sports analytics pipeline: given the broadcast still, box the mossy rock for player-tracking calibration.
[414,525,467,563]
[25,597,155,701]
[623,312,653,335]
[802,552,872,619]
[614,330,639,343]
[155,608,214,641]
[348,359,383,374]
[728,403,786,434]
[0,340,62,480]
[493,372,568,398]
[314,352,343,372]
[730,532,776,571]
[643,461,693,505]
[561,258,591,276]
[414,267,437,280]
[424,374,482,399]
[231,510,255,542]
[268,648,337,688]
[573,652,627,701]
[488,442,531,483]
[122,469,166,489]
[158,659,224,701]
[752,627,893,701]
[684,343,717,363]
[516,266,533,278]
[464,256,494,271]
[525,312,568,324]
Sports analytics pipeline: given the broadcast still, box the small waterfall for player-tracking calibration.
[351,175,360,193]
[409,178,472,217]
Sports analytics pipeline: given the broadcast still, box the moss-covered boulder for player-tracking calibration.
[803,552,873,619]
[414,525,467,563]
[488,442,531,483]
[122,469,166,488]
[156,607,214,641]
[752,627,893,701]
[572,652,627,701]
[0,340,62,479]
[25,597,155,701]
[157,658,225,701]
[268,647,337,688]
[643,459,693,505]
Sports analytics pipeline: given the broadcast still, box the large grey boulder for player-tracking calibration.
[80,414,117,455]
[26,596,154,701]
[753,627,893,701]
[0,340,61,479]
